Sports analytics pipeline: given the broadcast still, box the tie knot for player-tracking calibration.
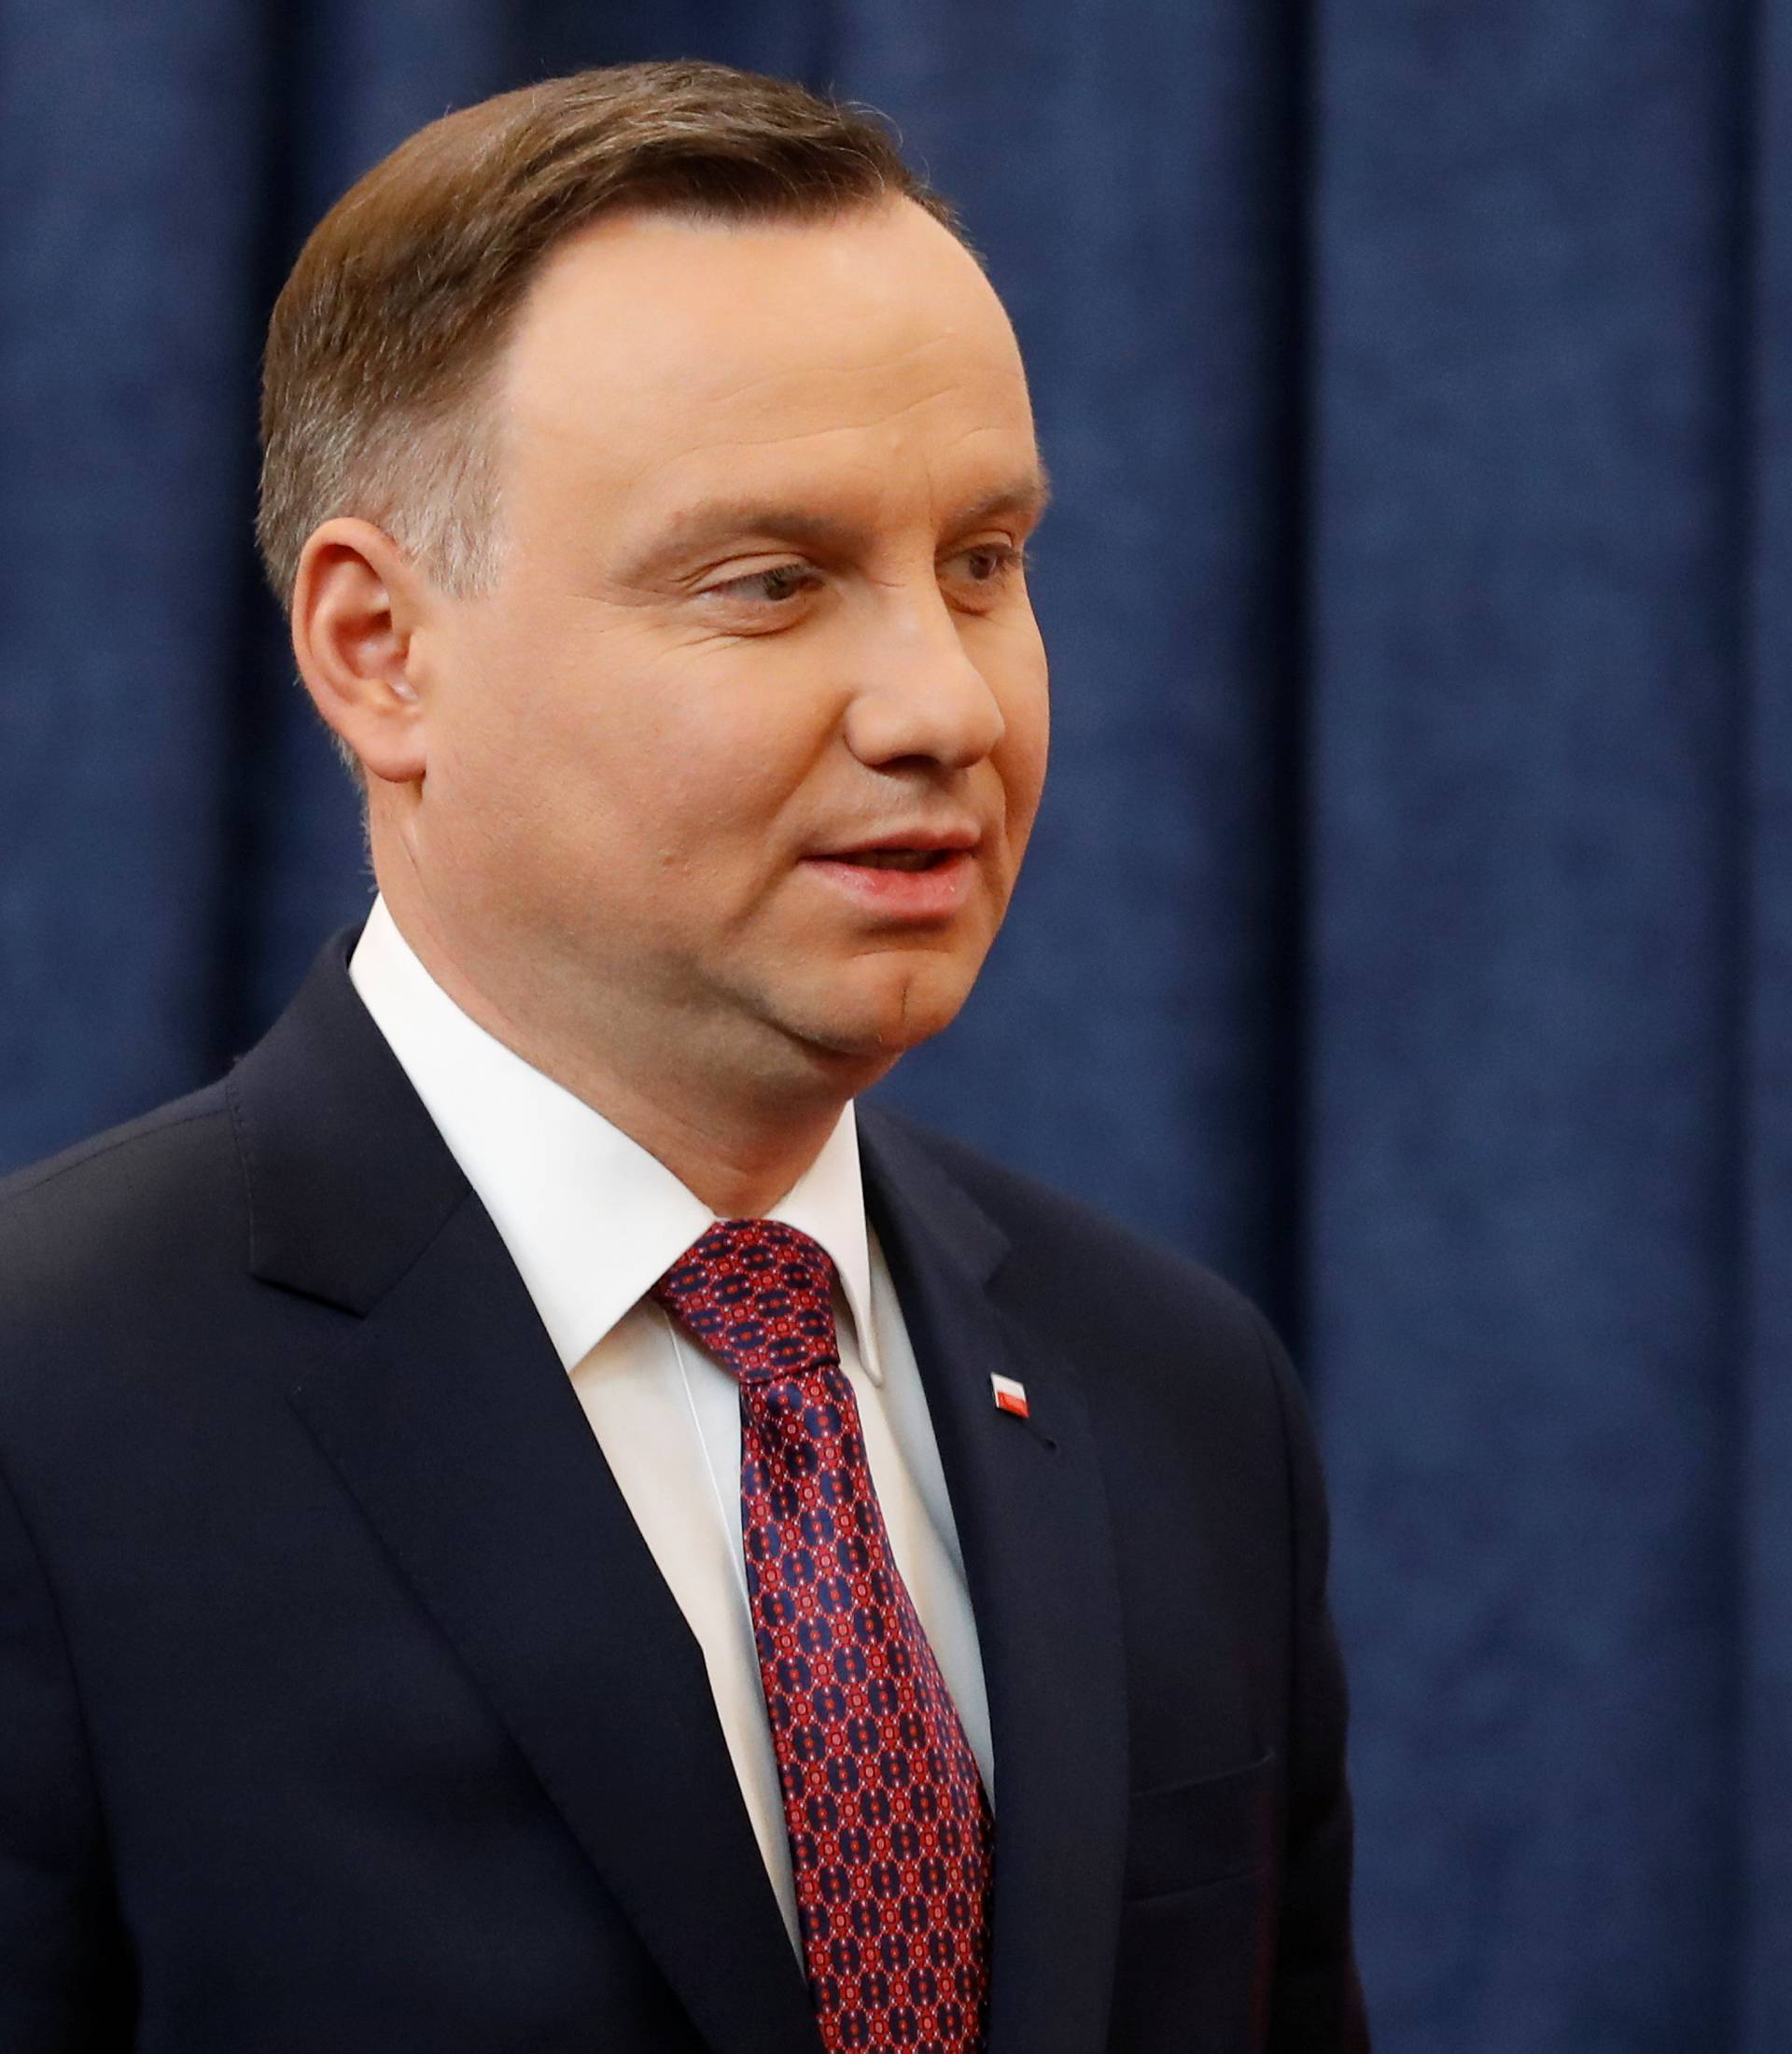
[651,1218,840,1386]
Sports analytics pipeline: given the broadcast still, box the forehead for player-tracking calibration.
[493,202,1039,525]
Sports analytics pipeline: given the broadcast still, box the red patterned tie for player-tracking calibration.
[652,1219,994,2053]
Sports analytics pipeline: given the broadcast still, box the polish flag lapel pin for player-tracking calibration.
[990,1372,1030,1419]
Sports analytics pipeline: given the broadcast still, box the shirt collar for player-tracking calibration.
[347,897,881,1382]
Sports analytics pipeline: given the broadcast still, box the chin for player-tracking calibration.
[833,977,973,1059]
[785,957,976,1066]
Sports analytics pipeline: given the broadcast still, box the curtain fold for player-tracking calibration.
[1749,4,1792,2041]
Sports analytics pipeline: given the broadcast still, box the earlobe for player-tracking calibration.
[290,517,429,783]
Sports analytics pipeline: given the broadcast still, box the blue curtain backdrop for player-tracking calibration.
[2,2,1784,2046]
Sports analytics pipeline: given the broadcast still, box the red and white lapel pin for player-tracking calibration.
[989,1372,1030,1419]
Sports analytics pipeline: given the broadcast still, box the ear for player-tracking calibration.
[289,518,433,784]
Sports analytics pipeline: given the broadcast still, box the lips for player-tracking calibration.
[833,847,953,872]
[801,833,981,919]
[813,824,981,865]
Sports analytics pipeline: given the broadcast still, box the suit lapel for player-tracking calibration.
[230,935,816,2054]
[861,1112,1129,2054]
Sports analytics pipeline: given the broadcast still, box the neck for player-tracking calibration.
[372,883,874,1220]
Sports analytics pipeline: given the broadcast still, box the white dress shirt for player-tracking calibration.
[347,898,993,1950]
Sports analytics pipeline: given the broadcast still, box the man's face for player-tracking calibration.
[390,199,1049,1098]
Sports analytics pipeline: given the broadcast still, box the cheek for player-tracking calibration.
[427,596,842,885]
[992,640,1051,847]
[440,612,689,807]
[600,643,840,836]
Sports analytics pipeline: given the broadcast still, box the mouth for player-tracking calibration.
[830,847,957,873]
[801,835,982,920]
[814,823,982,866]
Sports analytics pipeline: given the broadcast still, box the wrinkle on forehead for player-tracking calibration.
[691,325,972,411]
[651,381,1005,457]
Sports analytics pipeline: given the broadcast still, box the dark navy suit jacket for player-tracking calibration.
[0,933,1369,2051]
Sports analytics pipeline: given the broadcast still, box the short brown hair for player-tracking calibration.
[256,60,961,613]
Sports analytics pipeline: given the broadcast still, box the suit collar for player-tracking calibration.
[230,923,466,1315]
[245,912,885,1378]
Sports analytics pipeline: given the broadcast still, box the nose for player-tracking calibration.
[839,581,1007,772]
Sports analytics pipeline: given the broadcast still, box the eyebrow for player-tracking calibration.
[620,466,1054,584]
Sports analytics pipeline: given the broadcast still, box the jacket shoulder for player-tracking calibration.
[0,1081,242,1333]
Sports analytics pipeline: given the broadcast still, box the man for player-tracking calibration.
[0,60,1368,2054]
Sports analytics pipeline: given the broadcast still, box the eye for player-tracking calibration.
[943,542,1029,600]
[706,563,821,607]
